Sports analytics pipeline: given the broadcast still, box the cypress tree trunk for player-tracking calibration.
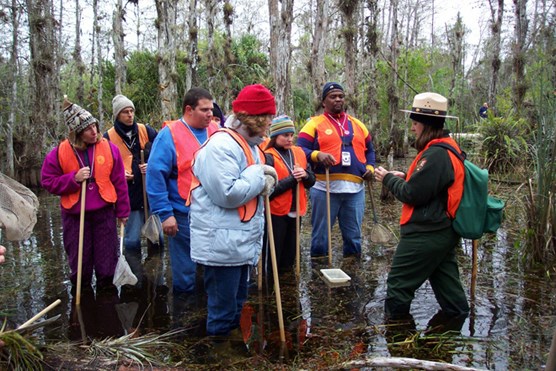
[25,0,59,186]
[269,0,294,116]
[155,0,179,119]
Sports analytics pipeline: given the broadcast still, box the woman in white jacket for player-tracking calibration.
[189,84,278,355]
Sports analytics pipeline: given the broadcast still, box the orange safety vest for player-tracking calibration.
[166,119,219,201]
[399,137,465,225]
[188,128,265,223]
[312,114,368,165]
[107,124,149,173]
[57,139,117,209]
[265,146,308,216]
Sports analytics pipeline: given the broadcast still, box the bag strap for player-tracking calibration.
[431,142,467,163]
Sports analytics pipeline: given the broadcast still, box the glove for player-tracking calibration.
[261,165,278,196]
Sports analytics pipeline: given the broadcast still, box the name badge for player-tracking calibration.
[341,151,351,166]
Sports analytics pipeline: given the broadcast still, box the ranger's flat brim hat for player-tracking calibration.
[400,92,459,120]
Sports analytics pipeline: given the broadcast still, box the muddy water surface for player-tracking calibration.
[1,187,555,370]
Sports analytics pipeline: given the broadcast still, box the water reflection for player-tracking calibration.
[0,191,555,369]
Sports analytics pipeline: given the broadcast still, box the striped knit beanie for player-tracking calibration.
[63,96,98,134]
[270,115,295,138]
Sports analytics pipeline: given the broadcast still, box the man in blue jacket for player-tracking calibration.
[146,88,218,297]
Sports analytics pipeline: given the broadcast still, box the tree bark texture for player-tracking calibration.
[5,0,20,178]
[185,0,199,92]
[113,0,127,95]
[222,1,235,109]
[269,0,294,116]
[447,14,464,112]
[93,0,105,130]
[25,0,59,186]
[512,0,529,113]
[155,0,179,119]
[339,0,359,113]
[387,0,403,159]
[205,0,218,94]
[310,0,329,110]
[487,0,504,112]
[365,0,380,134]
[73,0,85,103]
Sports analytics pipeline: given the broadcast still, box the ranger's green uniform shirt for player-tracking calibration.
[383,146,455,235]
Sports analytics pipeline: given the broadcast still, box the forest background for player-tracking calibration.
[0,0,553,259]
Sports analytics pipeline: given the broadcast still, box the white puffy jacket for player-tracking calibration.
[189,129,266,266]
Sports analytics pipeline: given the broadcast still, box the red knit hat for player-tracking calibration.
[232,84,276,115]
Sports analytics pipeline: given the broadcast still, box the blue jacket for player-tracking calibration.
[146,126,189,222]
[189,130,266,266]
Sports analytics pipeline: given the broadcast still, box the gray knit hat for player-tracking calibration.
[112,94,135,121]
[63,96,98,134]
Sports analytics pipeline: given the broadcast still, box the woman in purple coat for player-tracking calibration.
[41,97,130,291]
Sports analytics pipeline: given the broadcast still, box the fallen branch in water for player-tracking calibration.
[338,356,486,370]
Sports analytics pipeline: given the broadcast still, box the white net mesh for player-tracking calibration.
[0,172,39,241]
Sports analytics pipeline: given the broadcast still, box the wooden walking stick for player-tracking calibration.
[325,167,332,266]
[17,299,62,330]
[258,249,263,291]
[295,182,301,277]
[470,239,478,299]
[265,195,286,343]
[140,150,148,222]
[76,181,87,306]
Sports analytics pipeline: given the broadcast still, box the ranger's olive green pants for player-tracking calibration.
[385,227,469,318]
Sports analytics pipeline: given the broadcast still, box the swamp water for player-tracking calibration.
[1,188,555,370]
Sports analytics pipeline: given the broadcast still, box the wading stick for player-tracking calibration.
[470,239,478,299]
[295,182,300,277]
[265,195,286,343]
[76,181,87,305]
[140,150,148,222]
[258,250,263,291]
[325,167,332,266]
[17,299,62,330]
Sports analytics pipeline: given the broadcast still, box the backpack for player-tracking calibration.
[432,143,505,240]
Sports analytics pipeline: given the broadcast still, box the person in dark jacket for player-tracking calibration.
[104,95,159,283]
[374,92,469,320]
[264,115,316,274]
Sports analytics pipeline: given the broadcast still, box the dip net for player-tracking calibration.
[0,172,39,241]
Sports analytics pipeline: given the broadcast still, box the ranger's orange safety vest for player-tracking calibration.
[107,124,149,173]
[399,137,464,225]
[188,128,265,223]
[265,146,308,216]
[57,139,116,209]
[165,119,219,201]
[312,114,368,165]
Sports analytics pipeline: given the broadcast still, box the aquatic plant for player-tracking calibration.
[60,328,187,368]
[477,113,531,175]
[0,320,44,371]
[523,95,556,265]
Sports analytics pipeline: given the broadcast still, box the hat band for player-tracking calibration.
[412,107,447,116]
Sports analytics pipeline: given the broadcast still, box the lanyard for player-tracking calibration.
[276,148,294,173]
[73,144,96,190]
[326,113,350,136]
